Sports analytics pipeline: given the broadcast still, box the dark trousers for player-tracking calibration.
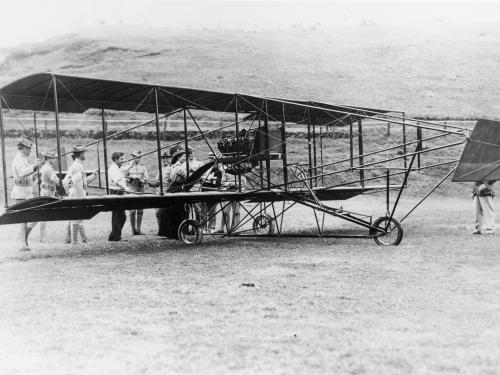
[108,190,126,241]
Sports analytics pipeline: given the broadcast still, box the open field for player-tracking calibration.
[0,197,499,374]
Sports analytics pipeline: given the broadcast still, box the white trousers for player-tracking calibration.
[474,196,495,232]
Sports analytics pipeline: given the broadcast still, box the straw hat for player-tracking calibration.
[169,145,182,156]
[171,149,186,163]
[41,150,57,159]
[71,145,88,153]
[16,137,33,148]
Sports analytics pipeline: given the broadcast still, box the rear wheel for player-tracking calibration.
[371,216,403,246]
[178,219,203,245]
[252,214,275,235]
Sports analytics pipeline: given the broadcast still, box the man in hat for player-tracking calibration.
[125,150,149,235]
[108,151,131,241]
[39,150,60,243]
[169,148,188,188]
[63,145,98,244]
[11,137,43,250]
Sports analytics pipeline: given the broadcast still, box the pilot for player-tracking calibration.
[63,145,98,244]
[38,150,60,243]
[11,137,43,250]
[125,150,149,235]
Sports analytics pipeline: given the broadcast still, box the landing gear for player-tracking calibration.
[178,219,203,245]
[371,216,403,246]
[252,214,275,235]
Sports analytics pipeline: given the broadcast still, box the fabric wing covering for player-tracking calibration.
[452,119,500,182]
[0,73,390,125]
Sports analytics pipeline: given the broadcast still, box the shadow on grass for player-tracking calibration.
[1,233,372,263]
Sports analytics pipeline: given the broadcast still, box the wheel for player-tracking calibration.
[252,214,275,235]
[371,216,403,246]
[178,219,203,245]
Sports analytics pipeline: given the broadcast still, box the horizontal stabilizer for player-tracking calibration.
[452,119,500,182]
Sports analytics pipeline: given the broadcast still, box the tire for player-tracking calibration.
[178,219,203,245]
[252,214,275,235]
[371,216,403,246]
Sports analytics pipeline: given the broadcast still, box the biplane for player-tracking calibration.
[0,72,492,245]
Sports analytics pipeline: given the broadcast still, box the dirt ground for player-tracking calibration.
[0,197,499,375]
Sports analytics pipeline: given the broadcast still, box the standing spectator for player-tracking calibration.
[125,150,149,235]
[63,145,98,244]
[11,137,43,250]
[108,151,131,241]
[472,180,495,235]
[39,151,60,243]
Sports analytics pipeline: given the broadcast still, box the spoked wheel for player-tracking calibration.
[178,219,203,245]
[371,216,403,246]
[252,214,275,235]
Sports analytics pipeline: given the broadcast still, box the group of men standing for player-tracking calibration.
[9,137,244,250]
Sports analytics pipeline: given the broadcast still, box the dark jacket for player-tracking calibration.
[473,181,495,197]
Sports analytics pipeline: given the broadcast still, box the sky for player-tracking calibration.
[0,0,498,47]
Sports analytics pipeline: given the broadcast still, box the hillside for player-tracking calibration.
[1,23,500,119]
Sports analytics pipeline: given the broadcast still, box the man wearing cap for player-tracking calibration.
[108,151,131,241]
[39,150,60,243]
[11,137,43,250]
[125,150,149,235]
[63,145,98,244]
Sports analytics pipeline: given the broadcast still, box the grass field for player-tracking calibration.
[0,197,499,374]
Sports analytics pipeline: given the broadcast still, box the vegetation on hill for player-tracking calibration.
[1,23,499,119]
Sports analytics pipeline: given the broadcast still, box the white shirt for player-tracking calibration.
[170,161,186,183]
[11,151,35,200]
[108,163,127,191]
[39,162,59,196]
[64,159,88,198]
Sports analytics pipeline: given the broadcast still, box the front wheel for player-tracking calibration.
[178,219,203,245]
[252,214,275,235]
[371,216,403,246]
